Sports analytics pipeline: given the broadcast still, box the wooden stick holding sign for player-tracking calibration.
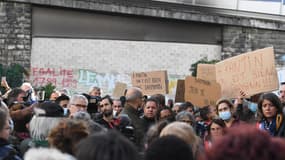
[184,76,221,107]
[131,70,168,95]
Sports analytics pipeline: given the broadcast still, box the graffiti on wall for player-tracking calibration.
[31,67,185,97]
[77,69,131,94]
[31,67,77,88]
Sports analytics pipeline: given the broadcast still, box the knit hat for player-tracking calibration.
[38,102,64,117]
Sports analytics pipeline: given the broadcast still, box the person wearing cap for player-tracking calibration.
[20,102,65,155]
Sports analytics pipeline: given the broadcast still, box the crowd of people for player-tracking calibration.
[1,78,285,160]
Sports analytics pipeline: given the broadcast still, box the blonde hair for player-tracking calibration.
[160,122,201,158]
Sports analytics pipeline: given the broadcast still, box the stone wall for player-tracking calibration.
[0,2,31,68]
[222,26,285,66]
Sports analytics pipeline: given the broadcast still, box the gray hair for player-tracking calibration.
[69,94,88,107]
[72,111,107,134]
[29,115,64,141]
[175,111,196,128]
[24,148,76,160]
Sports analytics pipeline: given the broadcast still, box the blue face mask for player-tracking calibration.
[219,111,231,120]
[248,102,258,113]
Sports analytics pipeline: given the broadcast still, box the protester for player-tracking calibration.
[72,111,107,134]
[176,111,196,128]
[67,94,88,117]
[160,122,202,159]
[145,135,194,160]
[141,98,159,132]
[112,98,123,117]
[180,101,195,115]
[120,87,145,149]
[216,98,242,127]
[20,102,65,154]
[256,93,285,137]
[89,86,101,97]
[76,130,139,160]
[24,148,75,160]
[144,120,169,149]
[201,125,285,160]
[96,95,115,129]
[203,119,226,150]
[0,105,22,160]
[158,107,175,122]
[48,119,89,156]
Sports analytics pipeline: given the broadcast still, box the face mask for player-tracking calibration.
[113,110,117,117]
[219,111,231,120]
[63,108,69,116]
[248,102,258,113]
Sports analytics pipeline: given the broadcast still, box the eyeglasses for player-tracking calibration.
[71,104,87,108]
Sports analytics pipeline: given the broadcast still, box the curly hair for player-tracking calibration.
[201,125,285,160]
[48,119,89,155]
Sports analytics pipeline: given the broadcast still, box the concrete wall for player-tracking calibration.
[31,38,221,95]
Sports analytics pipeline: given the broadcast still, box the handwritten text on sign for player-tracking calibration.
[215,47,278,98]
[184,76,221,107]
[132,70,168,95]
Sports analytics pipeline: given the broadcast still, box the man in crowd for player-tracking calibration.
[96,95,114,129]
[120,87,145,149]
[67,95,88,118]
[141,98,159,132]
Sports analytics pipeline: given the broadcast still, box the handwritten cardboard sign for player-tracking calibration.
[215,47,278,98]
[131,70,168,95]
[184,76,221,107]
[175,80,185,102]
[112,82,127,98]
[197,64,216,82]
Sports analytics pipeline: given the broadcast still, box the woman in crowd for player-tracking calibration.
[200,125,285,160]
[160,122,202,159]
[216,98,242,127]
[203,118,226,150]
[76,130,139,160]
[0,102,22,160]
[256,93,285,137]
[48,119,89,156]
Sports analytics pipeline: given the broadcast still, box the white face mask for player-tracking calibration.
[113,110,117,117]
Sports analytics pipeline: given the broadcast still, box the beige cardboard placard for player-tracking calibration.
[131,70,168,95]
[215,47,278,98]
[197,64,216,82]
[184,76,221,107]
[112,82,127,98]
[175,80,185,102]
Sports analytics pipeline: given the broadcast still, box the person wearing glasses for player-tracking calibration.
[67,95,88,118]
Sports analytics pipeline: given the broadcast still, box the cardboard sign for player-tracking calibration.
[184,76,221,107]
[197,64,216,82]
[175,80,185,102]
[215,47,278,98]
[112,82,127,98]
[131,70,168,95]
